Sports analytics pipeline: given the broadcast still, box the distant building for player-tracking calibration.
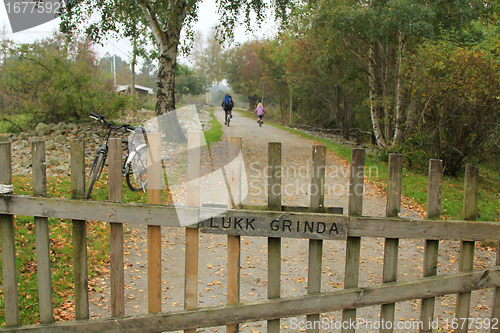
[116,85,155,100]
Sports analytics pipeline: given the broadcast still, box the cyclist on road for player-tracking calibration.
[255,102,265,125]
[222,94,234,125]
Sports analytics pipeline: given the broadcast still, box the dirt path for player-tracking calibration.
[89,108,496,332]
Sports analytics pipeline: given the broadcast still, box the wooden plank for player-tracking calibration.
[227,136,242,333]
[348,148,365,217]
[380,154,402,333]
[0,195,192,226]
[348,217,500,242]
[343,148,364,333]
[0,143,19,327]
[108,138,124,318]
[70,139,89,320]
[2,195,500,241]
[185,132,201,333]
[307,145,326,333]
[420,159,443,333]
[492,241,500,333]
[426,159,443,219]
[200,213,347,240]
[5,267,500,333]
[456,165,479,333]
[267,142,281,333]
[32,141,54,324]
[147,133,162,314]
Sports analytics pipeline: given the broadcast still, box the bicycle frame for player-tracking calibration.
[90,127,113,180]
[87,112,148,197]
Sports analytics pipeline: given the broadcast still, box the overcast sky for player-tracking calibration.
[1,0,277,66]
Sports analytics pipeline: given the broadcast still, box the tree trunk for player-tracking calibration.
[392,32,406,147]
[156,42,177,115]
[138,0,187,143]
[405,99,417,136]
[369,44,388,149]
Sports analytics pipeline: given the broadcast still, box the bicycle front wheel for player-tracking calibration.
[126,145,148,191]
[86,152,106,199]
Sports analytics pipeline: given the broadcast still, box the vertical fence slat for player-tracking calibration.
[420,159,443,332]
[380,154,402,333]
[0,143,20,327]
[227,137,242,333]
[147,133,162,314]
[71,139,89,320]
[492,240,500,332]
[185,132,201,333]
[455,165,478,333]
[32,141,54,324]
[268,142,282,333]
[342,148,365,333]
[108,138,125,318]
[306,145,326,333]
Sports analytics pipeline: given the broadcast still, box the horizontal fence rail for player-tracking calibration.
[1,195,500,241]
[1,267,499,333]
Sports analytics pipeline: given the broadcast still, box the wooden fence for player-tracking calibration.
[0,134,499,333]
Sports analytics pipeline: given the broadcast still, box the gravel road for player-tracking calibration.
[88,108,497,333]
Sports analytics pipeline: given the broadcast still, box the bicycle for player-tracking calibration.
[225,109,232,126]
[85,112,149,199]
[257,116,263,127]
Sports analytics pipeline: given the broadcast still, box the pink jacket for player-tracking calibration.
[255,105,266,116]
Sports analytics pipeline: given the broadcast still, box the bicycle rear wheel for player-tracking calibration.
[86,152,106,199]
[126,145,148,191]
[227,114,230,126]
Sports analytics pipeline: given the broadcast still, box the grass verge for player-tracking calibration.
[203,108,223,147]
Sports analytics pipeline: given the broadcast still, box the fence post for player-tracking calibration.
[147,133,162,314]
[32,141,54,324]
[420,159,443,332]
[342,148,365,333]
[0,143,19,327]
[227,137,242,333]
[185,132,201,333]
[380,153,402,333]
[492,236,500,332]
[268,142,282,333]
[307,145,326,333]
[109,138,125,317]
[455,165,478,333]
[70,138,89,320]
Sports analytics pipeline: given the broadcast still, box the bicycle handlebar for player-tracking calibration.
[89,112,140,132]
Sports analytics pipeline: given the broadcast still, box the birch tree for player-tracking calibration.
[60,0,293,117]
[315,0,487,149]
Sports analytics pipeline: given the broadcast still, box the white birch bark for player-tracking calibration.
[369,44,388,149]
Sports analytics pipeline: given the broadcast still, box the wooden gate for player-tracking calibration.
[0,133,499,333]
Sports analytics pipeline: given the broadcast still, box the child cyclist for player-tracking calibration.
[254,103,265,125]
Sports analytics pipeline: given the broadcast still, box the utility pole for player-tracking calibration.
[113,45,117,86]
